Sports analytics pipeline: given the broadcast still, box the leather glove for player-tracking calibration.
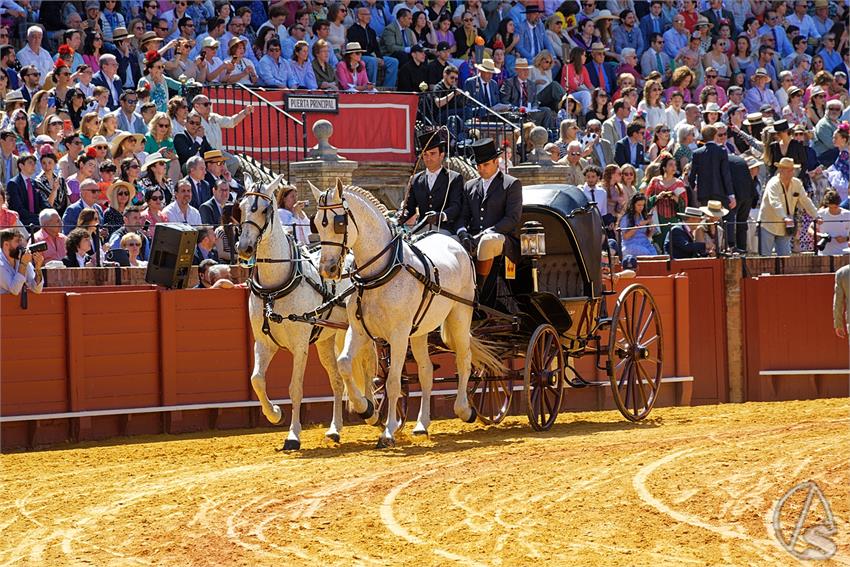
[459,230,475,255]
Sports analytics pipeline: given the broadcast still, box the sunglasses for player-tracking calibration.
[157,123,169,129]
[86,188,100,193]
[706,74,718,78]
[95,145,108,150]
[196,101,210,106]
[157,27,169,32]
[188,120,201,126]
[125,242,141,247]
[117,191,130,196]
[129,164,140,169]
[149,195,164,201]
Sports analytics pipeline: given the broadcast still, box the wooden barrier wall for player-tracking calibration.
[1,275,690,449]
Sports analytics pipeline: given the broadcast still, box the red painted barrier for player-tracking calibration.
[744,274,849,402]
[636,259,729,404]
[0,275,691,449]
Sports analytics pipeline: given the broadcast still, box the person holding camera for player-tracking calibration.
[813,189,850,256]
[757,157,819,256]
[0,227,44,295]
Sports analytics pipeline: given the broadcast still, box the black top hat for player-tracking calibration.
[417,130,445,152]
[471,138,501,165]
[772,119,789,132]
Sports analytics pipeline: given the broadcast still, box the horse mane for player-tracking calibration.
[344,185,389,217]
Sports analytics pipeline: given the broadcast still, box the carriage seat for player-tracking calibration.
[535,254,587,299]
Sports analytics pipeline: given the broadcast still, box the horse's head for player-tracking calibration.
[235,174,285,260]
[309,178,356,280]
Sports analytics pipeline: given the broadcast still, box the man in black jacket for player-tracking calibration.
[425,41,451,86]
[688,124,736,210]
[664,207,712,259]
[398,130,463,233]
[728,153,761,252]
[397,44,428,92]
[174,111,212,171]
[347,5,399,88]
[456,138,523,278]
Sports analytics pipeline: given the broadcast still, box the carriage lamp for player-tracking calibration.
[521,221,546,292]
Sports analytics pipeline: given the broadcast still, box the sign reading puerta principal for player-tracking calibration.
[284,93,340,114]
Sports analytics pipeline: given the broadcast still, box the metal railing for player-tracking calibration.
[418,88,527,162]
[204,84,308,180]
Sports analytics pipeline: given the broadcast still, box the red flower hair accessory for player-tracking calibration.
[838,122,850,133]
[492,39,505,50]
[145,49,160,64]
[58,44,74,56]
[54,59,69,70]
[86,147,98,158]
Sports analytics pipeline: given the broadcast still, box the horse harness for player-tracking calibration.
[239,191,341,347]
[316,188,476,343]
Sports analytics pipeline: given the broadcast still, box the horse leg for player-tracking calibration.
[283,340,309,451]
[316,334,344,444]
[250,341,282,424]
[410,334,433,436]
[338,322,377,425]
[377,334,407,449]
[447,309,476,423]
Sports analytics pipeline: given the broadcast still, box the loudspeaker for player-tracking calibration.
[145,223,198,289]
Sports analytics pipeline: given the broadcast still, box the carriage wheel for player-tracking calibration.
[524,324,565,431]
[467,367,513,425]
[371,376,409,430]
[607,284,664,422]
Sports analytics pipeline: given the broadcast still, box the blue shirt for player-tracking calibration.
[257,54,291,87]
[62,201,103,235]
[818,48,842,73]
[288,61,318,90]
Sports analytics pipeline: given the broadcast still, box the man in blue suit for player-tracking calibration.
[585,43,617,96]
[639,1,669,49]
[91,54,122,110]
[515,6,553,63]
[6,154,46,227]
[614,122,647,169]
[62,180,103,235]
[462,58,507,117]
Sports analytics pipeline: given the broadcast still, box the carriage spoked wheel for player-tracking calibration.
[466,367,513,425]
[607,284,664,422]
[524,324,565,432]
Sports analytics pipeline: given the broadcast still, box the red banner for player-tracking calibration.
[206,90,417,163]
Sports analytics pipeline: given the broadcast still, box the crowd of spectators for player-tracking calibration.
[2,1,850,297]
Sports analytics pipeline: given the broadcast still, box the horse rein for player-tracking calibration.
[238,191,306,265]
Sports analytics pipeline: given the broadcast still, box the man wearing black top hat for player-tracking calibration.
[399,130,462,233]
[456,138,523,279]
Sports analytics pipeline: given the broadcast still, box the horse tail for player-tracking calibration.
[468,334,507,376]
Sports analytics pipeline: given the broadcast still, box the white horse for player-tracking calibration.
[308,180,503,448]
[236,175,374,451]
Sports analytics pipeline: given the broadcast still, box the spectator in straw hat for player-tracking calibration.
[757,157,818,256]
[499,57,555,130]
[463,57,502,114]
[222,36,257,85]
[744,67,780,114]
[586,42,617,96]
[665,206,711,258]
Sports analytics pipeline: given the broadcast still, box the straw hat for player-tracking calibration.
[700,200,729,218]
[342,41,364,55]
[594,9,617,21]
[203,149,227,162]
[745,156,764,169]
[106,180,136,204]
[678,206,706,219]
[702,102,722,114]
[695,15,713,28]
[752,67,769,78]
[4,90,24,104]
[474,58,501,74]
[110,130,145,156]
[112,27,131,41]
[590,42,606,52]
[514,58,531,70]
[140,31,162,47]
[776,157,799,170]
[227,36,247,54]
[199,36,219,50]
[141,152,169,172]
[88,135,109,151]
[743,112,763,126]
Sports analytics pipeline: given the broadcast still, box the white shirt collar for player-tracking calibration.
[482,171,499,192]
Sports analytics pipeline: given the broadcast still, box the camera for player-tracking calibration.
[10,241,47,259]
[816,232,831,252]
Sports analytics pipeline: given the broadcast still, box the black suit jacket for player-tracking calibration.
[6,173,47,226]
[61,254,84,267]
[664,224,707,259]
[199,197,223,226]
[193,245,219,266]
[91,71,122,109]
[346,22,381,57]
[174,131,212,168]
[613,137,646,168]
[728,154,757,203]
[183,176,212,210]
[456,171,523,263]
[688,142,733,206]
[399,167,463,227]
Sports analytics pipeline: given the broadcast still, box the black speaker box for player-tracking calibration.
[145,223,198,289]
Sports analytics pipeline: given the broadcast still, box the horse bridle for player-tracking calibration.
[238,191,274,240]
[316,188,358,274]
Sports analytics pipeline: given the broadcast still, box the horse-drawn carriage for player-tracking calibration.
[237,176,664,449]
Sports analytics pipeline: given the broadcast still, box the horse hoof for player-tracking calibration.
[325,432,341,444]
[376,437,395,449]
[412,428,429,437]
[465,406,478,424]
[357,399,375,421]
[269,406,284,424]
[282,439,301,451]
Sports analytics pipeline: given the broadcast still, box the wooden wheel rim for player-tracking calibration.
[524,324,564,431]
[467,368,513,425]
[607,284,663,422]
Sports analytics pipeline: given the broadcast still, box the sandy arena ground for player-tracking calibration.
[1,398,848,566]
